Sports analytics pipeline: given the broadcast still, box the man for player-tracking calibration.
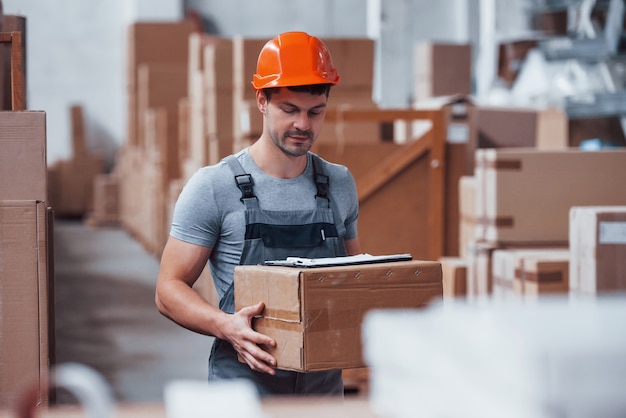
[155,31,361,396]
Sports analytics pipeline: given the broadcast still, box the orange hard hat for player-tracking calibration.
[252,31,340,90]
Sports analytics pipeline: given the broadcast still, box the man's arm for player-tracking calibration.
[344,237,362,256]
[155,236,277,374]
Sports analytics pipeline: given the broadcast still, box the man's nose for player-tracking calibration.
[293,112,311,131]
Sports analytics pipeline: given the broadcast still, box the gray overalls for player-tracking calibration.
[208,153,347,396]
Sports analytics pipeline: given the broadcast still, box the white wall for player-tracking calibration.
[2,0,182,167]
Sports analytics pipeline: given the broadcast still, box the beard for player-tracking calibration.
[269,128,314,157]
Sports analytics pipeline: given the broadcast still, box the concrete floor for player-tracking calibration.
[52,220,213,404]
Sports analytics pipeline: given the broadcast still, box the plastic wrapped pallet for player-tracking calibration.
[363,296,626,418]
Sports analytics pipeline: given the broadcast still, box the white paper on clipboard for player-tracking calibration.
[263,253,413,268]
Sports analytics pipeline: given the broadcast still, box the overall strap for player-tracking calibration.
[223,155,259,209]
[311,153,330,207]
[310,154,344,235]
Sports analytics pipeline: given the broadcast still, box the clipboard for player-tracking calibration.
[263,253,413,268]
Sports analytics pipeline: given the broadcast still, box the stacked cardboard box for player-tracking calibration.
[118,21,193,256]
[475,149,626,244]
[47,105,105,218]
[0,111,51,408]
[439,256,468,300]
[491,248,569,300]
[471,107,569,155]
[183,34,234,178]
[413,42,472,103]
[466,148,626,299]
[125,21,194,148]
[86,173,120,227]
[569,206,626,295]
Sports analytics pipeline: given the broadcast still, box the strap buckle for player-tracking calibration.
[315,173,329,200]
[235,174,255,200]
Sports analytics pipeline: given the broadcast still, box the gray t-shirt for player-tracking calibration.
[170,148,359,302]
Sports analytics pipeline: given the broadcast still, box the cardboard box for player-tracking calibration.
[414,42,471,102]
[439,256,467,299]
[0,200,51,408]
[87,173,119,226]
[520,251,569,297]
[569,206,626,294]
[459,176,477,259]
[472,106,568,151]
[47,154,104,217]
[136,62,187,180]
[491,248,569,299]
[475,148,626,244]
[234,260,442,372]
[466,240,496,298]
[126,21,194,146]
[0,111,47,201]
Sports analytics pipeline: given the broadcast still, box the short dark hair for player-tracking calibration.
[263,84,331,102]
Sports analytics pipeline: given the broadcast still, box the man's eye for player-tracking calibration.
[282,107,297,114]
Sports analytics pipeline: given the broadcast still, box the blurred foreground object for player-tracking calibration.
[164,379,263,418]
[15,363,114,418]
[363,295,626,418]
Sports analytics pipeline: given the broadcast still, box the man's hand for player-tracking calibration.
[223,302,277,375]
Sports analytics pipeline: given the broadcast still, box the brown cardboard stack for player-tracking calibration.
[0,111,47,201]
[86,173,120,227]
[204,37,235,166]
[47,105,105,218]
[569,206,626,295]
[520,251,570,297]
[458,175,477,259]
[475,149,626,244]
[439,256,468,299]
[318,38,379,144]
[232,36,265,151]
[234,260,442,372]
[413,42,472,103]
[126,21,194,148]
[118,21,193,256]
[491,248,569,299]
[0,111,51,408]
[471,106,569,157]
[465,148,626,299]
[183,34,234,179]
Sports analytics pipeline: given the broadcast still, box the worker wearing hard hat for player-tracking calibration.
[155,31,361,396]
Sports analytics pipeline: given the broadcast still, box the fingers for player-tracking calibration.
[239,347,277,375]
[229,302,278,374]
[239,302,276,348]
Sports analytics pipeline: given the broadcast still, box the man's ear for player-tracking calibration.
[256,89,267,114]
